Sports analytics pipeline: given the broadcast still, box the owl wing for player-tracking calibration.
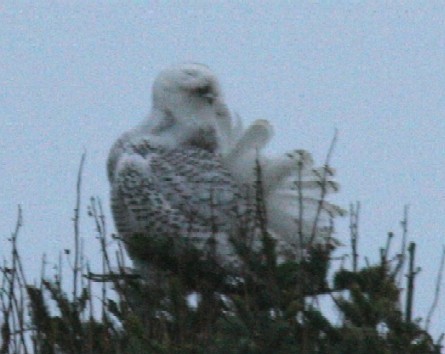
[109,137,245,250]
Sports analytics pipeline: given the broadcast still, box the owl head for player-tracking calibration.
[150,63,230,151]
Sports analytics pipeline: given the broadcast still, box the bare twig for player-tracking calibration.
[309,129,338,245]
[349,202,360,272]
[89,197,113,275]
[381,232,394,265]
[425,246,445,331]
[296,151,305,257]
[405,242,417,323]
[1,206,30,354]
[394,205,409,285]
[254,154,268,238]
[73,152,87,301]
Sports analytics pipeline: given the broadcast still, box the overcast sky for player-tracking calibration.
[1,1,444,340]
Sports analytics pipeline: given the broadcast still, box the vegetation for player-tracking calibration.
[1,159,444,354]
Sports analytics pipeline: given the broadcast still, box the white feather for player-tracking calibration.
[108,63,345,276]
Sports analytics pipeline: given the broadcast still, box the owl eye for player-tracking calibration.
[195,85,211,96]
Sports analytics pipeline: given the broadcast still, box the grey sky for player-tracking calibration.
[1,1,444,339]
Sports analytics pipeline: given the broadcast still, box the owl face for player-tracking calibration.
[153,64,222,118]
[151,63,226,151]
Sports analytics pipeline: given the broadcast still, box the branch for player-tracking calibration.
[73,152,86,301]
[349,202,360,272]
[405,242,418,323]
[425,245,445,331]
[309,129,338,245]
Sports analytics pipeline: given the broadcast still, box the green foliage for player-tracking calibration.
[1,211,443,353]
[2,238,442,353]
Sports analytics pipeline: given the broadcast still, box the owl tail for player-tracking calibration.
[262,151,344,259]
[221,118,345,260]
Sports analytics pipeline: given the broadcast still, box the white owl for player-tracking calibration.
[107,63,343,277]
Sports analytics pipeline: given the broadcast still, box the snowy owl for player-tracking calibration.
[107,63,343,278]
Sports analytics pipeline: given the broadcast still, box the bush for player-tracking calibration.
[0,201,443,354]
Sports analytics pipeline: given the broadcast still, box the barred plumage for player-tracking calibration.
[107,63,343,277]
